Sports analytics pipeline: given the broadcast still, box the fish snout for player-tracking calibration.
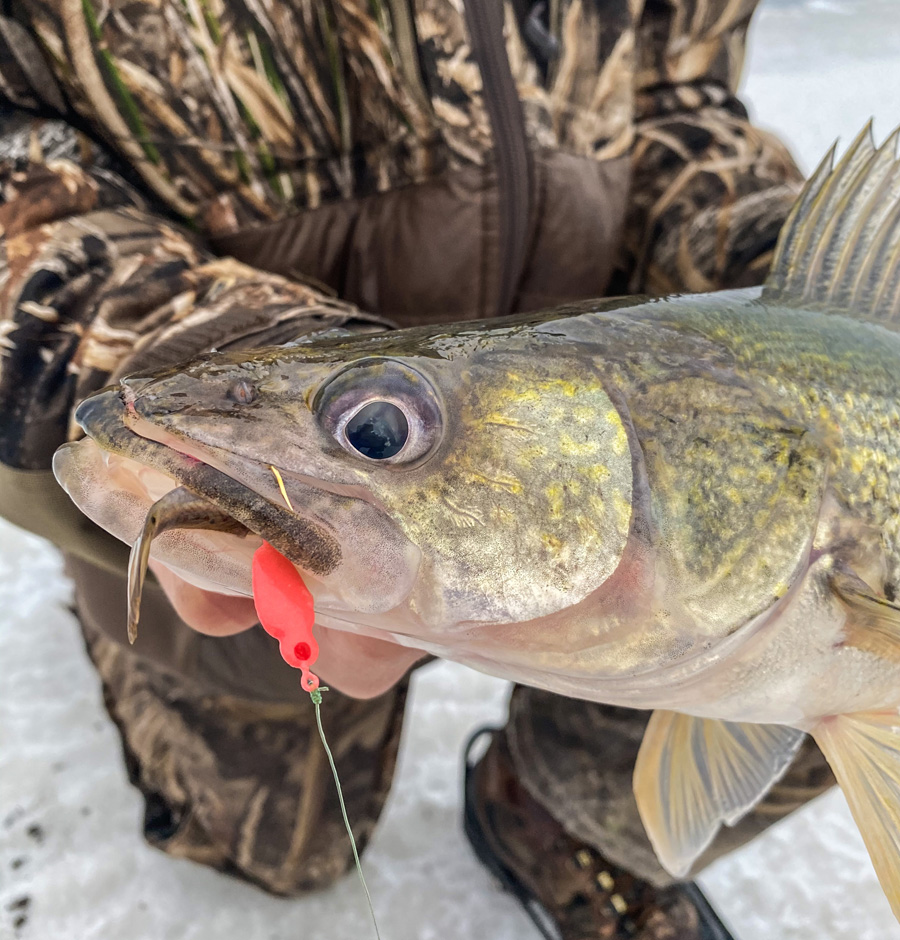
[74,388,128,438]
[120,366,268,423]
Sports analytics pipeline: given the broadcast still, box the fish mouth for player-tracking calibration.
[70,387,343,574]
[53,387,347,640]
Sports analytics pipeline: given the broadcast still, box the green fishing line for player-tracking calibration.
[311,687,382,940]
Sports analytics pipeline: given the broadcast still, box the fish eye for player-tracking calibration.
[344,401,409,459]
[316,359,442,466]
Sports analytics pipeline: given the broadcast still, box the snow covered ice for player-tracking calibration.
[3,1,900,937]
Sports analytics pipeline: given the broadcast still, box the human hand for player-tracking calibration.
[149,559,425,698]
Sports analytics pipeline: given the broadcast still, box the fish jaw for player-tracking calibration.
[53,387,423,622]
[53,436,256,596]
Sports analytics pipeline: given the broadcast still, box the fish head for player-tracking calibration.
[53,323,639,662]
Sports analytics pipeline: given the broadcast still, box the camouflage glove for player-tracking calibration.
[614,0,805,295]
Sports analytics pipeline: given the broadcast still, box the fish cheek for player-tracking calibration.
[365,356,635,629]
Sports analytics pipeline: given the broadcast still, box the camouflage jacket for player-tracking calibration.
[0,0,802,559]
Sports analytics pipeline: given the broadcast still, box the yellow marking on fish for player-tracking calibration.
[606,410,629,457]
[483,415,533,433]
[269,465,295,512]
[753,509,771,528]
[520,444,549,462]
[773,580,790,599]
[613,491,632,533]
[489,506,515,524]
[559,433,600,457]
[849,452,867,475]
[542,533,563,552]
[503,388,542,405]
[441,494,485,527]
[552,379,579,397]
[581,463,611,482]
[467,471,523,494]
[546,483,566,519]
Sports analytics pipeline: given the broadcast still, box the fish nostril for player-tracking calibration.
[227,379,257,405]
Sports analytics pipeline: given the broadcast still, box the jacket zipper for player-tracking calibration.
[464,0,532,317]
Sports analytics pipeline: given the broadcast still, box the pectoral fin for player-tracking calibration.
[831,566,900,663]
[634,711,805,877]
[814,712,900,920]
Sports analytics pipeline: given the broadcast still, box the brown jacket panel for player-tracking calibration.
[213,151,632,324]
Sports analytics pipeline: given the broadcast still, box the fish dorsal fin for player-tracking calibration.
[763,123,900,326]
[814,712,900,920]
[633,710,805,877]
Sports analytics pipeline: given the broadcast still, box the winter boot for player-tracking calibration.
[463,727,735,940]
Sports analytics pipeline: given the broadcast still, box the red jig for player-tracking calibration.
[252,541,320,691]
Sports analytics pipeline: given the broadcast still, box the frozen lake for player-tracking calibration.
[3,1,900,938]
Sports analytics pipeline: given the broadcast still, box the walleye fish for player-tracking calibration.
[54,126,900,915]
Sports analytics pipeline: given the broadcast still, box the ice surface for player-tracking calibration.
[3,2,900,938]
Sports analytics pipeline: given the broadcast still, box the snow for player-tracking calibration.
[2,2,900,938]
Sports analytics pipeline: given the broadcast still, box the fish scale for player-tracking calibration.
[639,295,900,593]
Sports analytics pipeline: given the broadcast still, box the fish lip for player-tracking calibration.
[73,388,343,577]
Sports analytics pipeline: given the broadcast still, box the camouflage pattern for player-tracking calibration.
[0,0,825,898]
[615,84,803,296]
[0,117,384,470]
[81,615,408,894]
[3,0,798,234]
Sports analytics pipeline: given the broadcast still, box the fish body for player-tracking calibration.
[53,127,900,913]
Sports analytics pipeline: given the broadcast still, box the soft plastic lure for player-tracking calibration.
[251,540,381,940]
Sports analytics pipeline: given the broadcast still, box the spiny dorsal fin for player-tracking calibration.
[763,123,900,326]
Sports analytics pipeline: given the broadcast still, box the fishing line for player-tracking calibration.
[310,685,382,940]
[269,464,296,512]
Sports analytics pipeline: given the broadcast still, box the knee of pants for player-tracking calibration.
[139,782,372,897]
[82,619,410,897]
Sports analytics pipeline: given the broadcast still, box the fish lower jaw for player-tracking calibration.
[54,437,262,596]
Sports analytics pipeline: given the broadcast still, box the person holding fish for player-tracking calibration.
[0,1,878,936]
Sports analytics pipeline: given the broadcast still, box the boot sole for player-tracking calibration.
[462,726,737,940]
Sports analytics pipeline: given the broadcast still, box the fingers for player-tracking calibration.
[148,559,259,636]
[149,559,426,697]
